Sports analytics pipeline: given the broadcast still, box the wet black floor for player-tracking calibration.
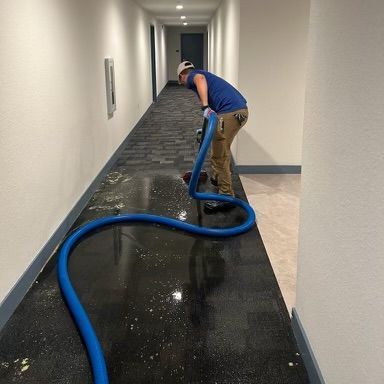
[0,84,309,383]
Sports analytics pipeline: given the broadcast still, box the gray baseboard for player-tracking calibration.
[292,308,325,384]
[0,98,158,332]
[235,165,301,174]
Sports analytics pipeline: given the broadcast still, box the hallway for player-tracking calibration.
[0,85,309,383]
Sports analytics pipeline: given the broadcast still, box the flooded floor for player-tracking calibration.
[0,85,308,383]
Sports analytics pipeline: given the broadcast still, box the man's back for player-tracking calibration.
[187,70,247,114]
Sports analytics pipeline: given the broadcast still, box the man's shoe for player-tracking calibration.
[210,177,218,187]
[204,200,236,214]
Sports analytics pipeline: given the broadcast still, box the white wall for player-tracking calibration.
[166,26,208,81]
[237,0,309,166]
[208,0,240,86]
[208,0,240,157]
[155,23,168,94]
[296,1,384,383]
[0,0,167,305]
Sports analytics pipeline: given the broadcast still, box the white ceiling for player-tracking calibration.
[134,0,221,26]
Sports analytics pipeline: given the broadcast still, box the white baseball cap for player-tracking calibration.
[177,61,195,77]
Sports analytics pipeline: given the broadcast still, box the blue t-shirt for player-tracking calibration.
[187,70,247,114]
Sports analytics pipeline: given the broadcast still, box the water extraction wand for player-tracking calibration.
[57,113,256,384]
[182,118,208,183]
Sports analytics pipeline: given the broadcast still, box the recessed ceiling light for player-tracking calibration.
[183,22,188,25]
[176,5,183,10]
[180,16,186,20]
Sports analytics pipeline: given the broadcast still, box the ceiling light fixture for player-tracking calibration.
[180,16,186,20]
[176,4,183,10]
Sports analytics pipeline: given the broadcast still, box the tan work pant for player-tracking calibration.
[211,108,248,196]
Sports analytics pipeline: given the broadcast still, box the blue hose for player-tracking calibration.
[57,113,256,384]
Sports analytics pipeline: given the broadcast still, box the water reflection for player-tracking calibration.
[185,238,225,326]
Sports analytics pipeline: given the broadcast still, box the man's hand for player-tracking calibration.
[196,128,202,143]
[202,106,214,119]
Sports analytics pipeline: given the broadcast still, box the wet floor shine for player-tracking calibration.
[0,85,309,383]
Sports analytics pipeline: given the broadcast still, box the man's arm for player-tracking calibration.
[193,74,209,107]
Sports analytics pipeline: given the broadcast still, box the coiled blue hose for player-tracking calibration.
[57,113,256,384]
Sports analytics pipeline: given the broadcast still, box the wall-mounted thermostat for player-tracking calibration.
[104,58,116,115]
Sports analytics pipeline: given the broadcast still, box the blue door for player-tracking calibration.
[150,25,157,102]
[181,33,204,70]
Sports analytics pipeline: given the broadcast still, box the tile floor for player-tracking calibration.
[240,174,301,316]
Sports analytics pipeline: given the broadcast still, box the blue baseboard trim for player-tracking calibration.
[0,101,157,332]
[235,165,301,174]
[292,308,325,384]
